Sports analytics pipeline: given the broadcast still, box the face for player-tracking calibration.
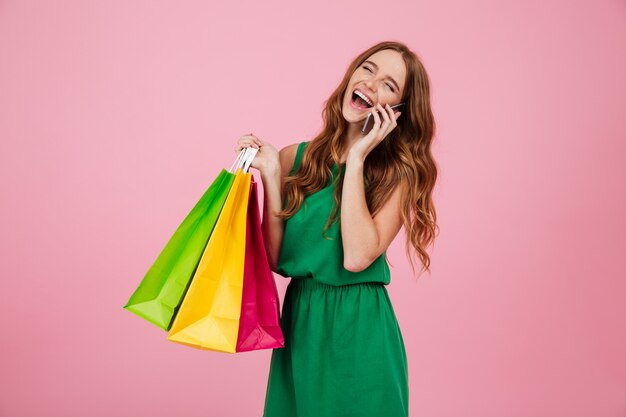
[342,49,407,124]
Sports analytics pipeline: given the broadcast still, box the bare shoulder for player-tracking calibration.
[279,143,300,178]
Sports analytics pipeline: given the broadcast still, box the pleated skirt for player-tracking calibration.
[263,278,409,417]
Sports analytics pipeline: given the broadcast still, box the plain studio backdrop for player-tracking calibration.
[1,1,625,416]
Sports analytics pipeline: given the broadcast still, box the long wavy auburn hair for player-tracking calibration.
[277,40,439,279]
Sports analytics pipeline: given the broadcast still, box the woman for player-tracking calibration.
[235,40,438,417]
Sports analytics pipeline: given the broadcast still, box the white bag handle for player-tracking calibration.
[229,147,258,173]
[241,147,258,173]
[229,148,247,173]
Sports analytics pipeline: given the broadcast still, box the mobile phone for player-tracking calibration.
[361,102,406,134]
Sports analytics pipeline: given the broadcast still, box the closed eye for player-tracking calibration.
[363,66,395,92]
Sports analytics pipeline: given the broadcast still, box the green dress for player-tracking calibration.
[263,141,409,417]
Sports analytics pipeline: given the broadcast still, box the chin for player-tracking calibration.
[341,102,364,124]
[342,112,358,125]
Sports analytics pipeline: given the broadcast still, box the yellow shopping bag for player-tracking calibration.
[167,153,254,353]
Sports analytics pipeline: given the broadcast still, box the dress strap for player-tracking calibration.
[289,141,309,176]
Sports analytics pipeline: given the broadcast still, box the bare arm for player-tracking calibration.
[339,102,406,272]
[235,135,298,272]
[340,154,406,272]
[261,143,298,272]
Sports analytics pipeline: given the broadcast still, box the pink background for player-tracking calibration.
[1,0,625,416]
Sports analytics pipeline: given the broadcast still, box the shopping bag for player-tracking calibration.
[236,176,285,352]
[167,148,258,353]
[123,148,252,331]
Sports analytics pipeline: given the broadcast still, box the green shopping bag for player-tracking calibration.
[123,149,254,330]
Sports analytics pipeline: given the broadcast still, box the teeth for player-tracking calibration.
[354,90,373,107]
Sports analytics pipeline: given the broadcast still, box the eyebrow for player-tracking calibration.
[363,60,401,92]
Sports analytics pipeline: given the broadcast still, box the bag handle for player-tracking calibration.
[241,147,258,173]
[229,147,259,173]
[229,148,247,173]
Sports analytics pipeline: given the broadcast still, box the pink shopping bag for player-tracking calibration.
[236,175,285,352]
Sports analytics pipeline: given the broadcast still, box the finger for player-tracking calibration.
[379,104,391,125]
[239,138,260,147]
[388,109,399,128]
[380,104,397,137]
[382,105,400,136]
[235,142,258,153]
[235,143,254,151]
[371,107,381,132]
[241,134,263,147]
[385,104,399,125]
[376,104,389,129]
[389,103,401,121]
[240,134,259,142]
[374,105,389,140]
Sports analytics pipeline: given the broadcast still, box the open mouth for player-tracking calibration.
[350,90,374,110]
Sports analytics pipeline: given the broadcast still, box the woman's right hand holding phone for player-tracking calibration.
[235,133,280,176]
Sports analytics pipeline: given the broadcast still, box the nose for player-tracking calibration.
[364,78,382,92]
[362,81,375,97]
